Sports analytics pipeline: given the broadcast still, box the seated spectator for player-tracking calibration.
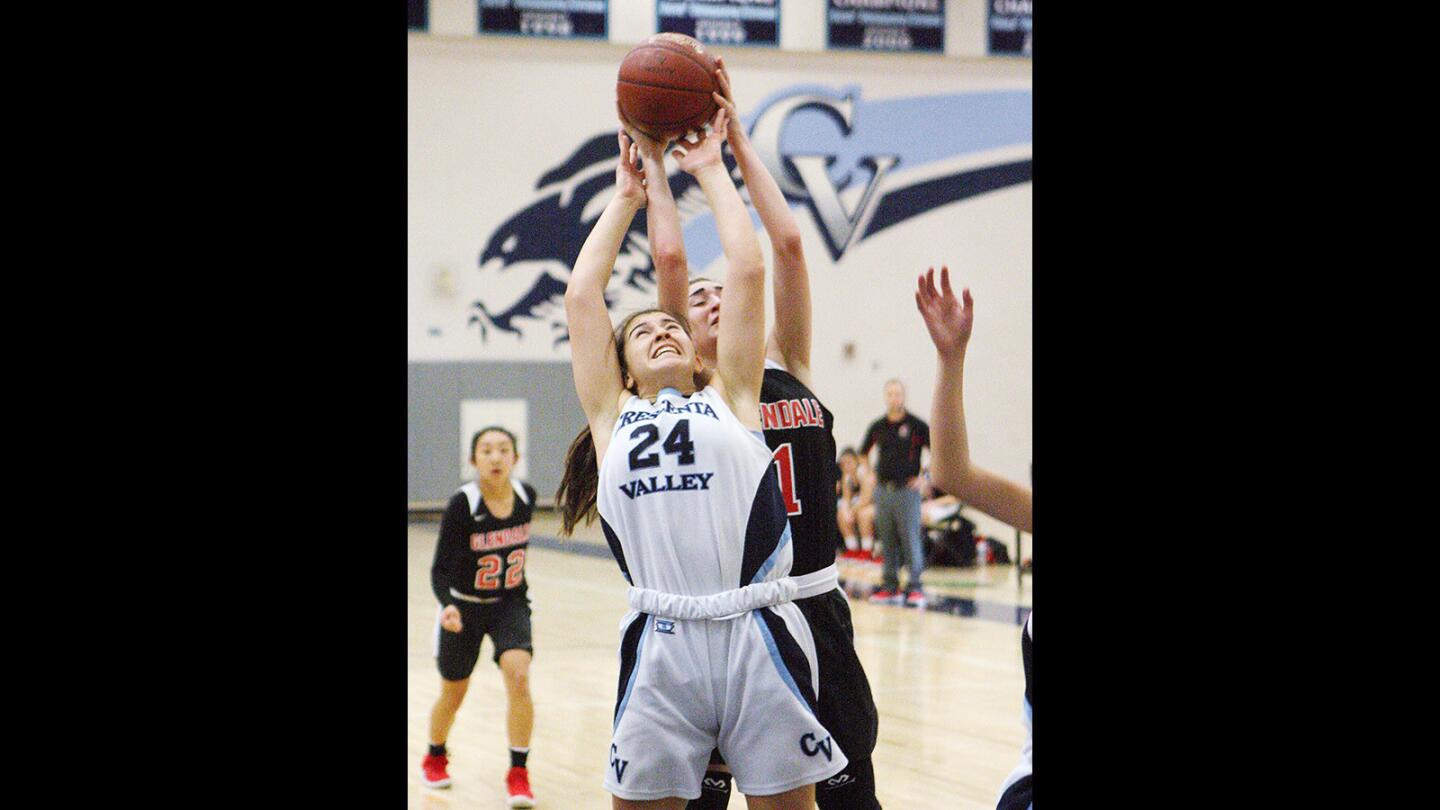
[836,447,878,561]
[921,486,961,528]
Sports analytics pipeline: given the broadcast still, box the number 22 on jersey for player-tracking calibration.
[475,548,527,590]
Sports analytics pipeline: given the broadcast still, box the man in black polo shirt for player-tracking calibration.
[860,379,931,607]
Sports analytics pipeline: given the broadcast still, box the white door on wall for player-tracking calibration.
[459,398,529,483]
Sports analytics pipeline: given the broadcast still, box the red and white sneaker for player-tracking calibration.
[506,766,535,808]
[868,588,902,605]
[421,753,451,789]
[906,590,928,609]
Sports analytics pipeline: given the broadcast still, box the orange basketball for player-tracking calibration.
[616,33,720,141]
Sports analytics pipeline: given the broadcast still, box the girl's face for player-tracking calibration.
[686,281,722,362]
[839,454,857,476]
[473,431,517,482]
[622,311,701,390]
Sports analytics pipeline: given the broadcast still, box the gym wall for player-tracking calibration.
[408,3,1031,550]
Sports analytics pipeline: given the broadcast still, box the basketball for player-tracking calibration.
[616,33,720,141]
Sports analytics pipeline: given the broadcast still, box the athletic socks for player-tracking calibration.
[426,743,526,767]
[686,770,733,809]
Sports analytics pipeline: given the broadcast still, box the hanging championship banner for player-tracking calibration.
[479,0,608,39]
[827,0,944,53]
[657,0,780,47]
[988,0,1032,57]
[408,0,427,31]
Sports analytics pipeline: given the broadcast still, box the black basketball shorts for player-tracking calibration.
[433,595,533,681]
[795,588,880,760]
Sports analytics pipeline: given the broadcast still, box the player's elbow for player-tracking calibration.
[773,229,804,260]
[564,278,594,308]
[929,459,969,496]
[653,245,686,274]
[563,287,593,323]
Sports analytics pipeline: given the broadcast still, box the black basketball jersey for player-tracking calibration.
[430,479,536,605]
[759,362,840,577]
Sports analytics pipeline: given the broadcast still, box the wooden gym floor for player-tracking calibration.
[407,510,1032,809]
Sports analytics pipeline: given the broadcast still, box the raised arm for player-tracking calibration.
[915,266,1034,534]
[674,108,766,427]
[564,132,648,459]
[713,58,813,384]
[619,105,689,320]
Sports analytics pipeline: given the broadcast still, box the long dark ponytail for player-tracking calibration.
[556,424,599,536]
[555,308,710,536]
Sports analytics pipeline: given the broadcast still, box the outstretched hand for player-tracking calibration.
[915,265,973,359]
[712,56,745,144]
[617,101,669,159]
[614,130,648,207]
[672,106,730,176]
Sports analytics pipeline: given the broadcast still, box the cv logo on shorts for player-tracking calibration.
[610,744,630,783]
[825,774,855,789]
[800,732,834,761]
[655,619,676,635]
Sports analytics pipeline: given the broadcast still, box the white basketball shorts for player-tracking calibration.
[605,603,848,800]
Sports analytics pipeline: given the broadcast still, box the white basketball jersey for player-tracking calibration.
[597,385,793,597]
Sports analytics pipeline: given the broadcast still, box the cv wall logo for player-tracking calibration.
[471,86,1031,347]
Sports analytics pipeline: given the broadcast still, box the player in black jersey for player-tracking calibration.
[915,267,1033,810]
[422,426,537,809]
[627,57,884,810]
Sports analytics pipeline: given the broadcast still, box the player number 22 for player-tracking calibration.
[773,443,802,516]
[475,548,527,590]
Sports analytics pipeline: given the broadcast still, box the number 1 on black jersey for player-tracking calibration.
[773,443,802,516]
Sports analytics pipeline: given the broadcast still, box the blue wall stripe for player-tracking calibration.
[411,522,1031,626]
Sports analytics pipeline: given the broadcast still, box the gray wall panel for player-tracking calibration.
[408,362,585,504]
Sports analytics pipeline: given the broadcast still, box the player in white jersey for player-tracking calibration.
[556,109,845,809]
[915,266,1034,810]
[630,61,884,810]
